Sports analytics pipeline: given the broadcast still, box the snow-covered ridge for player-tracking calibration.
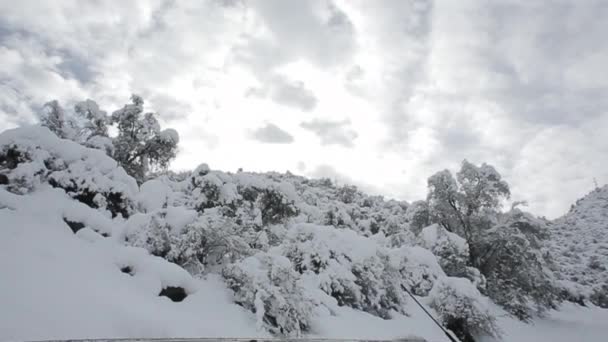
[550,185,608,306]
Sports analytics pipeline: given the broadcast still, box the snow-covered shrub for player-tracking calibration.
[190,168,298,226]
[257,187,299,225]
[125,212,172,257]
[391,246,445,296]
[337,184,358,204]
[324,203,354,228]
[590,283,608,308]
[429,277,500,341]
[406,200,430,234]
[191,171,224,210]
[222,252,313,336]
[0,126,137,218]
[351,252,409,318]
[419,224,469,277]
[278,224,411,318]
[168,210,252,269]
[279,225,361,309]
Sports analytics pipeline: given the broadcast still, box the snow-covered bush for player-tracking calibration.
[590,283,608,308]
[419,224,469,277]
[257,187,299,225]
[169,210,252,269]
[391,246,445,297]
[190,170,225,210]
[406,200,430,234]
[429,277,501,341]
[124,212,172,257]
[0,126,137,218]
[278,224,414,318]
[222,252,313,336]
[189,168,298,226]
[350,252,408,319]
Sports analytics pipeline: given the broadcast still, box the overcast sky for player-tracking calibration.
[1,0,607,218]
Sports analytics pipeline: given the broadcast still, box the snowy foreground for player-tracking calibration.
[1,189,606,342]
[482,303,608,342]
[0,189,445,342]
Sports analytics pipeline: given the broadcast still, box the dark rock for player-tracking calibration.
[120,266,134,275]
[446,317,476,342]
[0,174,8,185]
[159,286,187,302]
[63,218,86,233]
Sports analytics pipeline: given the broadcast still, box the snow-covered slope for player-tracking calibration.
[0,189,449,341]
[1,125,607,342]
[0,188,265,341]
[0,126,450,341]
[550,185,608,306]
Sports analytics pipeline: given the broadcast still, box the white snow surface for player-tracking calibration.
[481,303,608,342]
[0,189,264,342]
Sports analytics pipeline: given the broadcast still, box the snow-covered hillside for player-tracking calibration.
[550,185,608,307]
[1,125,607,342]
[0,126,459,342]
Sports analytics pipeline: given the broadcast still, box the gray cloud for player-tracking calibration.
[146,93,193,122]
[300,119,358,148]
[232,0,355,101]
[269,77,317,112]
[247,75,317,111]
[241,0,355,69]
[250,123,294,144]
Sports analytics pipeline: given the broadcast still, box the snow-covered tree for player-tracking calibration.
[111,95,179,184]
[73,99,114,154]
[478,209,560,320]
[425,160,561,320]
[39,100,79,140]
[427,160,510,267]
[38,95,179,184]
[74,99,109,138]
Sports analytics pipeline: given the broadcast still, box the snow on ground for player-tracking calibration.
[481,303,608,342]
[311,305,449,341]
[0,190,264,342]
